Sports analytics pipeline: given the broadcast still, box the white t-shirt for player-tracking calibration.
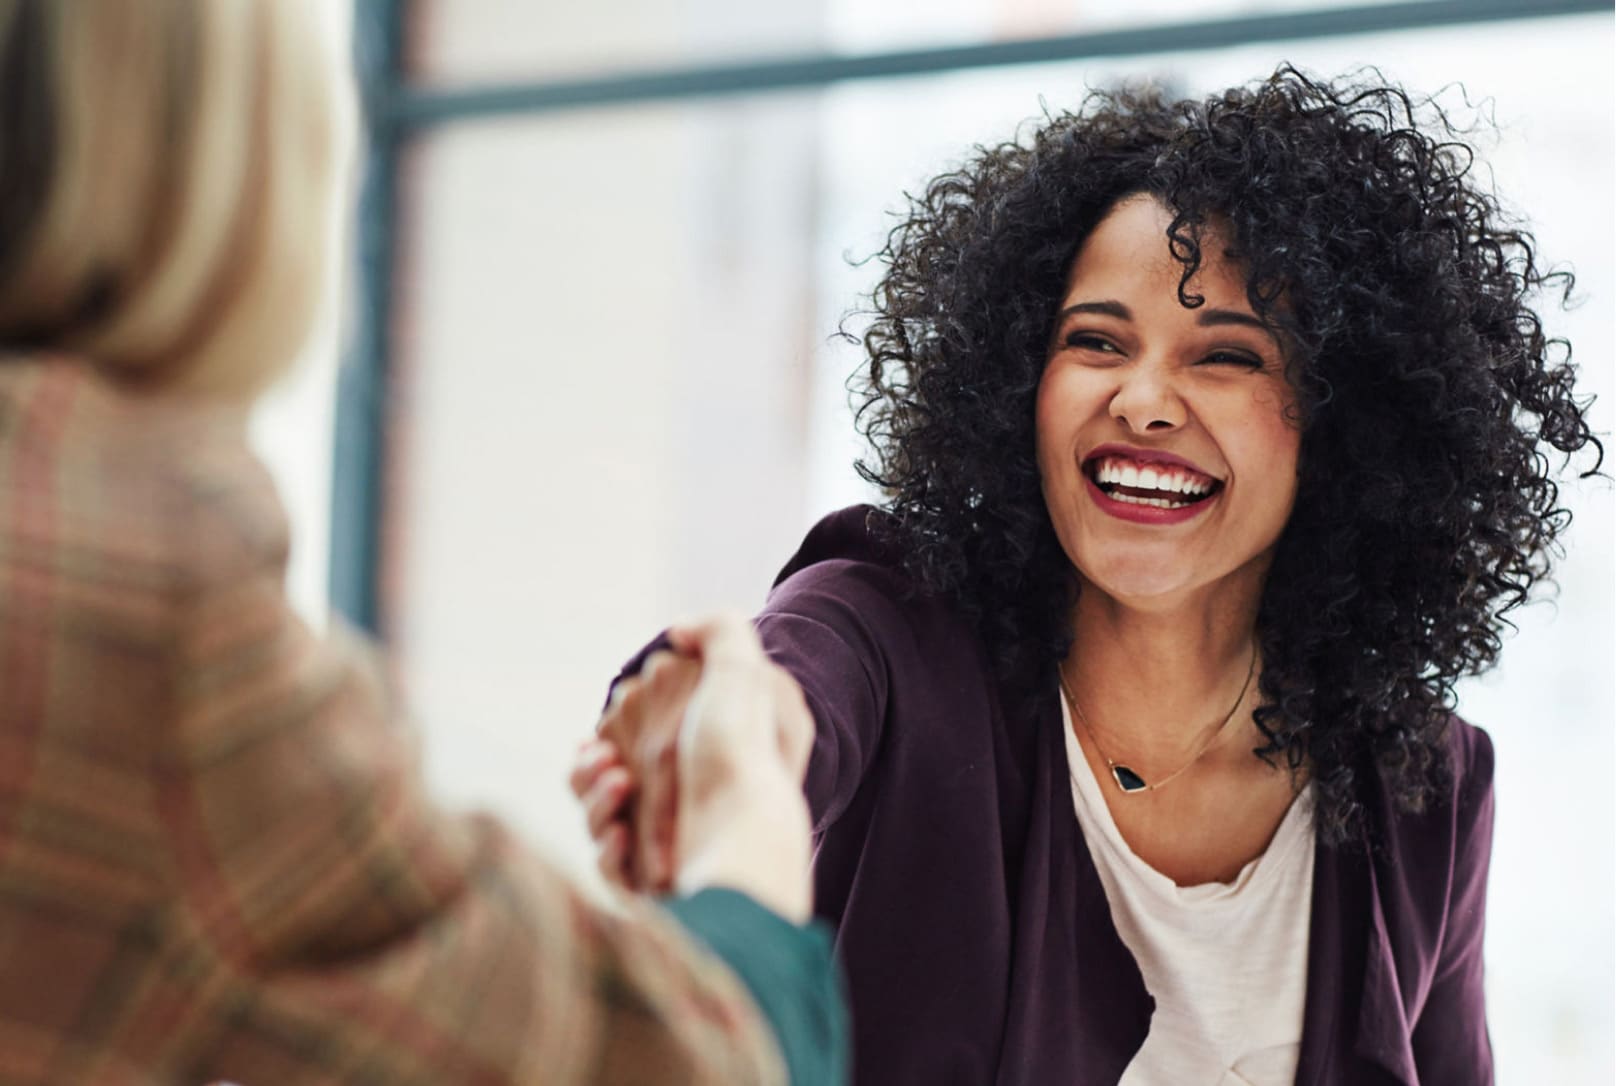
[1060,697,1315,1086]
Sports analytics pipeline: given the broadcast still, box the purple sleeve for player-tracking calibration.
[1410,724,1496,1082]
[757,559,901,834]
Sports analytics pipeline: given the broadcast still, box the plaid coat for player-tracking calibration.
[0,359,787,1085]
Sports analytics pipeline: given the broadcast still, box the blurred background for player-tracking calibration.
[258,0,1613,1079]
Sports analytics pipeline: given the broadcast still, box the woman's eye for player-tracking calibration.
[1064,333,1120,354]
[1199,351,1264,369]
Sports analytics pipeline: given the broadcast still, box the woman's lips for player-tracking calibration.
[1082,469,1219,525]
[1076,446,1223,524]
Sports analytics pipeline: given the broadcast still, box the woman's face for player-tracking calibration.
[1036,195,1301,612]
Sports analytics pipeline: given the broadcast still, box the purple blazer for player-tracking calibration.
[625,506,1494,1084]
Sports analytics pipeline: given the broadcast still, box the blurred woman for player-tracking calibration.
[0,3,841,1083]
[580,67,1601,1084]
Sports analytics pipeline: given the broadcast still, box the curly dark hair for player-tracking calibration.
[851,65,1602,844]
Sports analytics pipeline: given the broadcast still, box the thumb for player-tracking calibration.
[667,611,764,666]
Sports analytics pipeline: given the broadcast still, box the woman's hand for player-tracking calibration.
[578,649,702,893]
[579,615,815,920]
[664,615,815,920]
[570,733,660,891]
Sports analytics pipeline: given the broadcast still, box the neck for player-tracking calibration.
[1063,580,1262,765]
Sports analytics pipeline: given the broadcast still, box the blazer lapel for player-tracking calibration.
[1295,820,1420,1086]
[1295,827,1357,1083]
[1355,853,1421,1084]
[997,686,1152,1086]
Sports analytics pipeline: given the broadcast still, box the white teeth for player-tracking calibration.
[1109,491,1192,509]
[1091,456,1215,498]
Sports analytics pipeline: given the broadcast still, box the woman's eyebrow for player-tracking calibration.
[1054,300,1131,322]
[1053,300,1276,339]
[1197,308,1267,331]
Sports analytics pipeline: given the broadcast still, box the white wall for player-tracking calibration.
[245,0,352,630]
[391,0,827,882]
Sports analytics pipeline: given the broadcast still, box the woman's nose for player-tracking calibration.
[1108,366,1186,433]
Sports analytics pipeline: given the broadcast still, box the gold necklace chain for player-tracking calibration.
[1059,642,1258,795]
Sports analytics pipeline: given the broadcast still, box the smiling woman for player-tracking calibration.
[579,65,1603,1084]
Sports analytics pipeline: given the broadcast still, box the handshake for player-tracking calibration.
[571,615,817,922]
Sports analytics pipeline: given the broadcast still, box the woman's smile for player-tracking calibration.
[1082,444,1223,523]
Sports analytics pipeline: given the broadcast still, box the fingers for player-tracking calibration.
[570,738,621,799]
[596,822,631,889]
[641,747,679,893]
[598,650,687,749]
[582,765,633,837]
[667,612,765,665]
[640,648,679,684]
[572,739,634,839]
[769,664,815,779]
[599,651,701,894]
[572,735,640,889]
[673,617,810,777]
[635,653,698,892]
[665,615,816,921]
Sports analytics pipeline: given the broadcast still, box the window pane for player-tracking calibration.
[411,0,1445,87]
[412,0,824,85]
[391,95,832,873]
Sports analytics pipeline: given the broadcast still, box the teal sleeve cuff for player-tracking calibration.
[664,888,848,1086]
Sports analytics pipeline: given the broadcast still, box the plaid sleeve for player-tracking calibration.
[0,367,789,1084]
[148,468,791,1085]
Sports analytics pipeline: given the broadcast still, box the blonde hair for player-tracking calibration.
[0,0,351,396]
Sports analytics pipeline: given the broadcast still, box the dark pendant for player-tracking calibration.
[1111,765,1148,793]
